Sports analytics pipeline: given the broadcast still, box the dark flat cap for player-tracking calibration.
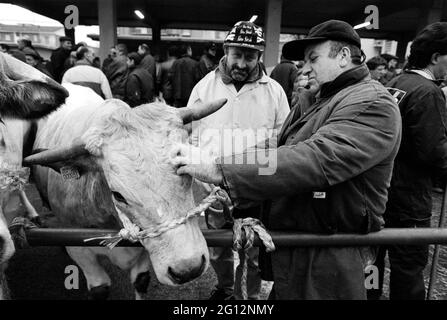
[283,20,361,60]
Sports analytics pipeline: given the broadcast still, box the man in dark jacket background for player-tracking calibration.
[50,36,73,82]
[157,45,178,105]
[124,52,154,107]
[369,22,447,300]
[169,44,199,108]
[170,20,401,300]
[270,55,299,107]
[105,43,129,99]
[197,42,218,80]
[138,44,156,90]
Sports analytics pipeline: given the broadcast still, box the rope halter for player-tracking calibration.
[84,186,232,249]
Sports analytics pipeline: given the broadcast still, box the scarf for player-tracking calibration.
[218,56,264,86]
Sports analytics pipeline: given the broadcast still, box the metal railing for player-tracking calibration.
[21,187,447,300]
[24,227,447,247]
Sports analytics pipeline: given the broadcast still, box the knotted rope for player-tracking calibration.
[232,217,275,299]
[8,216,39,249]
[84,186,232,249]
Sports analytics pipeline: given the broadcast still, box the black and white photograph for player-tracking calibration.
[0,0,447,311]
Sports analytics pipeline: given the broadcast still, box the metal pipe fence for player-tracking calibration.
[25,227,447,247]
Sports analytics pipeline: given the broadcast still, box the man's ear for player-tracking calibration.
[431,52,441,65]
[338,47,350,68]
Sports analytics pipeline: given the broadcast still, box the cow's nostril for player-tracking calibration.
[168,266,183,284]
[168,255,207,284]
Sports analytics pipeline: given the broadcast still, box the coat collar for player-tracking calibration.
[319,64,370,99]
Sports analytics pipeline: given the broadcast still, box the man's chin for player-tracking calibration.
[230,73,248,82]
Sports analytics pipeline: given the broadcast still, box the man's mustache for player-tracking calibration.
[230,66,249,73]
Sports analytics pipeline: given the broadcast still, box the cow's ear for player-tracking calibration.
[0,79,68,120]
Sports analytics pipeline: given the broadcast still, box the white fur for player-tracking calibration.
[34,84,209,288]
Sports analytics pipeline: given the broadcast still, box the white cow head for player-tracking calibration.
[0,52,67,266]
[25,92,226,285]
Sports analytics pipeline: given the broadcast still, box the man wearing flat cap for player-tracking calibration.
[50,36,73,82]
[171,20,402,299]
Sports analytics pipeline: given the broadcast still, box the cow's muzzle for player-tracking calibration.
[167,254,207,284]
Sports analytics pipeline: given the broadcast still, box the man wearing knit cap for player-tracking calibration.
[186,20,289,300]
[171,20,401,299]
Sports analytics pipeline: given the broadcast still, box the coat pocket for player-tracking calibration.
[311,191,338,234]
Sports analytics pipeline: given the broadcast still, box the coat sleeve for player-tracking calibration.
[404,91,447,177]
[218,97,401,202]
[125,74,141,108]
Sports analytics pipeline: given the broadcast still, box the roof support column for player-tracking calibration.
[264,0,283,70]
[98,0,117,64]
[64,28,75,44]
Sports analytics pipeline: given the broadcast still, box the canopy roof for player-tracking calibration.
[13,0,447,40]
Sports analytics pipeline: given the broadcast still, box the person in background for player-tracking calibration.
[17,37,40,58]
[50,36,73,82]
[92,56,101,69]
[62,46,112,99]
[380,53,399,84]
[157,45,178,105]
[368,22,447,301]
[270,54,299,107]
[62,42,87,77]
[102,47,117,73]
[0,43,26,62]
[124,52,154,107]
[105,43,129,99]
[0,43,9,53]
[169,44,199,108]
[197,42,218,80]
[187,20,290,300]
[366,56,388,82]
[138,43,156,89]
[23,47,53,78]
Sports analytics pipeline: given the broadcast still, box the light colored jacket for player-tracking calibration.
[188,69,290,158]
[62,63,112,99]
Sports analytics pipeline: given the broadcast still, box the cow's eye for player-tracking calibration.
[112,191,128,205]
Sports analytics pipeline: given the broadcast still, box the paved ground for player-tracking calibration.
[4,184,447,300]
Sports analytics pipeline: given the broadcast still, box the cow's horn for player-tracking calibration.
[178,98,227,124]
[23,139,89,165]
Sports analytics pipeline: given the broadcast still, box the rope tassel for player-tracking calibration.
[232,218,276,252]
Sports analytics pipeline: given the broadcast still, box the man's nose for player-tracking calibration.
[302,61,311,76]
[236,59,247,69]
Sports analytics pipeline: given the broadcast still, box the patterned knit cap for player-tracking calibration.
[224,21,265,51]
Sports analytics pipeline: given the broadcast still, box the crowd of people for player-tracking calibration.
[2,18,447,301]
[0,36,220,109]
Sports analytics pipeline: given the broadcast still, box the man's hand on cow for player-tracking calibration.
[169,144,223,185]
